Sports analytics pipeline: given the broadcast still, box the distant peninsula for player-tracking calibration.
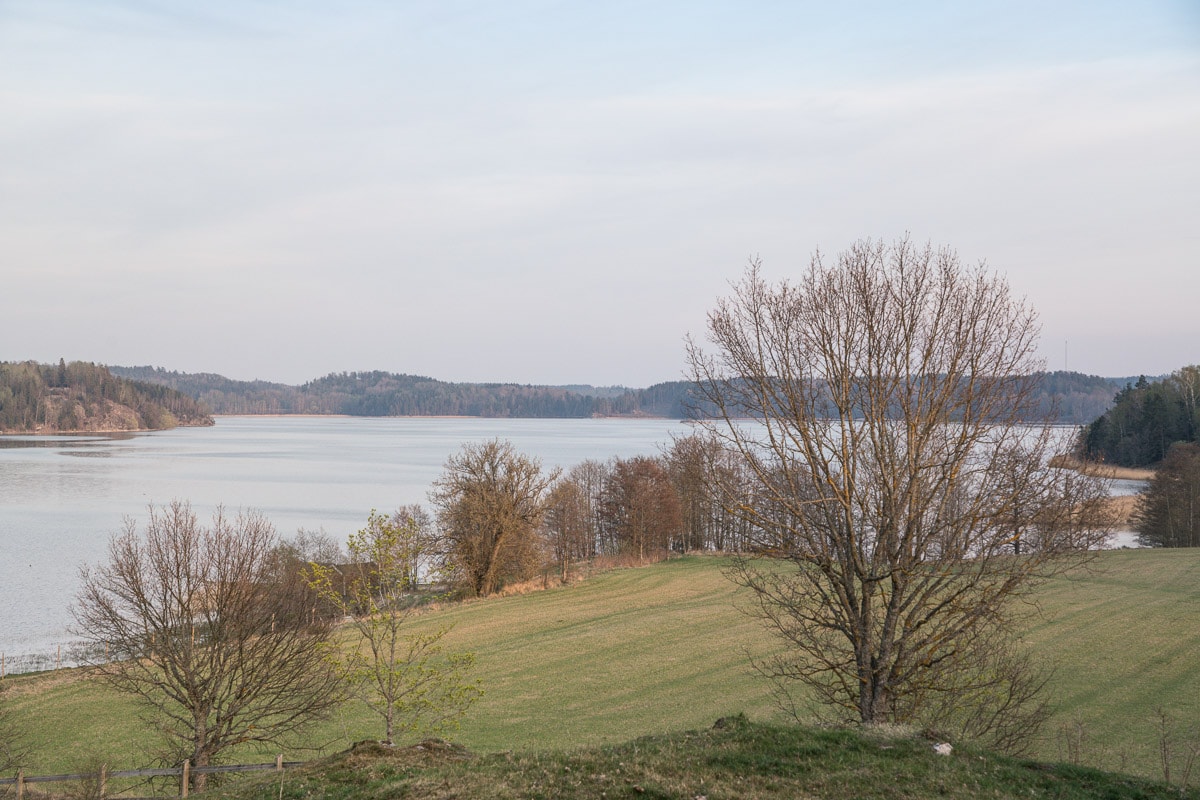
[0,360,214,434]
[105,365,1125,425]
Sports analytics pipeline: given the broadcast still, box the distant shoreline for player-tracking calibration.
[211,413,671,421]
[0,421,212,436]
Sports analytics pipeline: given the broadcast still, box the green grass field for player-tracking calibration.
[4,549,1200,784]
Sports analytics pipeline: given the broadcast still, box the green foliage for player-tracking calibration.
[0,360,212,433]
[1084,366,1200,467]
[309,512,481,745]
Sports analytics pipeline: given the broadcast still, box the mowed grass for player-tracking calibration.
[5,550,1200,782]
[311,556,780,752]
[1025,548,1200,770]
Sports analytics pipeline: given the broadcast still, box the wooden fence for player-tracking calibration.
[0,756,305,799]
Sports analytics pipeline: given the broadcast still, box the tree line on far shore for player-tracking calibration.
[108,365,1124,424]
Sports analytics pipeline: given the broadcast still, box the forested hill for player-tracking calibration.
[109,367,699,418]
[1081,365,1199,467]
[0,361,214,434]
[110,366,1122,423]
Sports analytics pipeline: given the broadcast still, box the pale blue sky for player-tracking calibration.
[2,1,1197,386]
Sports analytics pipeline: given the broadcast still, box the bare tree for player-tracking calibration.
[280,527,344,564]
[387,504,442,588]
[666,432,754,552]
[567,459,611,557]
[542,478,593,581]
[73,501,345,788]
[687,238,1113,751]
[430,440,559,596]
[308,512,480,746]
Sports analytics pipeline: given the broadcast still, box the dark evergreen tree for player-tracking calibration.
[1134,442,1200,547]
[1082,366,1198,467]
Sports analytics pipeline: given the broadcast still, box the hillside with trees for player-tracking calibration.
[1081,365,1200,467]
[0,361,213,434]
[110,366,702,419]
[110,366,1119,423]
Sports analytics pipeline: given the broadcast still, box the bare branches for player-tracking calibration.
[72,501,344,787]
[689,237,1113,750]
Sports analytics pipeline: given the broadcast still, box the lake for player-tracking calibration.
[0,415,692,662]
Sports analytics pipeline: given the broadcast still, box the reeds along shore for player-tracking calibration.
[1048,454,1156,482]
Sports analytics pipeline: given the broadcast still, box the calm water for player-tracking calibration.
[0,416,691,658]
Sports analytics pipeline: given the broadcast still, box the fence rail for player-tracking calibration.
[0,756,304,799]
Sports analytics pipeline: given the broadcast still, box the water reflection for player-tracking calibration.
[0,432,134,449]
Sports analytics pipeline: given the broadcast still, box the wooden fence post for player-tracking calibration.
[16,769,23,800]
[275,754,283,772]
[181,760,190,799]
[99,763,107,800]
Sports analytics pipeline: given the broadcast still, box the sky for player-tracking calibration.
[2,1,1197,387]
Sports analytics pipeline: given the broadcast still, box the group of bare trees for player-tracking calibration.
[416,436,759,594]
[541,442,754,577]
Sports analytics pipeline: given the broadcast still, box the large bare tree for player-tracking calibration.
[430,440,558,596]
[73,502,345,787]
[687,237,1113,751]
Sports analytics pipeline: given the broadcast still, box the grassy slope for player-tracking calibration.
[1024,548,1200,769]
[5,550,1200,783]
[396,557,779,752]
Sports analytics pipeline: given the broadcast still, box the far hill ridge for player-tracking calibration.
[108,365,1127,424]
